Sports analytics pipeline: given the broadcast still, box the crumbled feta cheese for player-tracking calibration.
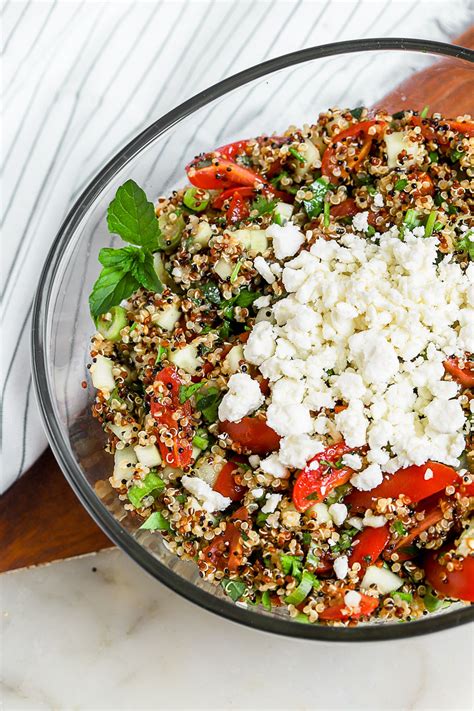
[350,464,384,491]
[342,453,363,470]
[261,493,282,514]
[218,373,264,422]
[181,476,231,513]
[254,256,276,283]
[244,321,276,365]
[352,211,369,232]
[278,434,324,468]
[251,487,264,498]
[373,192,384,208]
[307,502,331,523]
[329,503,348,527]
[266,221,305,260]
[347,516,364,530]
[253,295,272,309]
[344,590,361,610]
[424,467,434,480]
[266,403,313,437]
[260,453,289,479]
[333,555,349,580]
[248,455,261,468]
[362,513,387,528]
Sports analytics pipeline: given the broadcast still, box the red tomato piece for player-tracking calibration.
[424,547,474,602]
[443,357,474,388]
[214,139,250,160]
[150,366,193,468]
[292,441,354,512]
[226,191,249,224]
[219,417,280,455]
[411,116,474,143]
[213,462,247,502]
[410,171,434,197]
[319,591,379,621]
[330,198,360,218]
[212,186,255,210]
[187,158,267,190]
[349,525,390,573]
[346,461,459,512]
[393,505,444,554]
[321,120,387,179]
[201,522,243,572]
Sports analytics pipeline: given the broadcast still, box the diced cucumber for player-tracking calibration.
[158,210,185,252]
[153,252,175,290]
[193,220,213,248]
[224,344,244,373]
[194,453,226,487]
[112,446,137,484]
[96,306,127,341]
[307,502,331,523]
[90,354,115,393]
[273,202,293,226]
[169,342,203,374]
[233,229,268,254]
[108,422,135,443]
[192,445,202,461]
[385,131,423,169]
[294,140,320,177]
[360,565,403,594]
[153,303,181,332]
[213,257,234,281]
[134,444,162,468]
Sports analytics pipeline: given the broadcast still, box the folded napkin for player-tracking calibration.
[1,0,470,493]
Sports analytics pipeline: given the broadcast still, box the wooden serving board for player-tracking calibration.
[2,28,473,574]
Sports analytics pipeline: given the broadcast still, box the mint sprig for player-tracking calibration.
[89,180,165,320]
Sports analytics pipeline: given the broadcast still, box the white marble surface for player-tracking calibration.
[1,549,472,710]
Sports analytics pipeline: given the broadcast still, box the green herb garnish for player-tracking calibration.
[249,195,277,219]
[107,179,162,251]
[394,178,408,192]
[289,146,306,163]
[392,520,407,536]
[323,199,330,227]
[139,510,171,531]
[155,344,167,363]
[179,381,204,404]
[420,105,429,119]
[450,149,464,163]
[429,151,439,163]
[350,107,364,120]
[284,570,319,606]
[195,386,222,423]
[200,281,222,305]
[456,231,474,260]
[221,578,247,602]
[302,178,330,219]
[128,472,165,508]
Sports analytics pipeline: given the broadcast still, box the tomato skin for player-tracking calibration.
[226,191,249,224]
[330,198,359,218]
[187,158,267,190]
[214,139,250,160]
[319,591,379,621]
[292,441,354,512]
[443,357,474,388]
[346,461,459,512]
[321,120,387,179]
[424,547,474,602]
[219,417,280,455]
[213,462,247,502]
[391,504,444,555]
[212,186,255,210]
[150,366,193,468]
[201,506,249,572]
[411,116,474,143]
[349,525,390,573]
[410,171,434,197]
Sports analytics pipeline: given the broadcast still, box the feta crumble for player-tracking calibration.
[181,476,231,513]
[261,493,282,514]
[266,221,305,260]
[218,372,264,422]
[334,555,349,580]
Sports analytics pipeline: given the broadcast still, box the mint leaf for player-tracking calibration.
[107,179,161,250]
[221,578,247,602]
[130,250,163,293]
[179,382,204,404]
[139,511,171,531]
[98,246,138,269]
[89,267,139,320]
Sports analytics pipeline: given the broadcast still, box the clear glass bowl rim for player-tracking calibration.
[31,37,474,641]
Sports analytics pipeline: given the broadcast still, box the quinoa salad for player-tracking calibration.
[88,108,474,625]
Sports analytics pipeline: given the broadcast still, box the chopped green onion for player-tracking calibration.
[433,221,443,232]
[403,208,421,229]
[230,260,242,283]
[366,185,376,196]
[289,146,306,163]
[366,225,376,237]
[256,511,269,527]
[424,211,437,238]
[323,200,330,228]
[280,554,303,577]
[96,306,127,341]
[394,591,413,603]
[433,193,444,207]
[306,542,320,568]
[394,178,408,192]
[423,589,450,613]
[284,570,319,606]
[429,151,439,163]
[293,611,311,624]
[221,578,247,602]
[129,322,137,333]
[183,187,209,212]
[155,344,167,363]
[261,590,272,612]
[128,472,165,508]
[139,510,171,531]
[392,520,407,536]
[447,204,458,215]
[450,149,464,163]
[420,105,429,119]
[325,483,351,506]
[179,381,203,404]
[192,430,209,450]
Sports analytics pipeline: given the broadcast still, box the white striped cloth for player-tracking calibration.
[1,0,472,493]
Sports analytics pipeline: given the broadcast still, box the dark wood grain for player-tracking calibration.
[1,27,473,574]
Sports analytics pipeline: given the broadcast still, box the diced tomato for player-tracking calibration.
[292,441,354,512]
[319,591,379,621]
[212,186,255,210]
[349,525,390,573]
[346,461,459,512]
[443,357,474,388]
[214,139,250,160]
[391,505,444,555]
[187,158,267,190]
[424,547,474,602]
[411,116,474,144]
[201,522,243,572]
[226,191,249,224]
[213,462,247,502]
[150,366,193,468]
[331,198,359,218]
[219,417,280,455]
[409,171,434,197]
[321,120,387,179]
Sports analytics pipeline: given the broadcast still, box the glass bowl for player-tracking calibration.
[32,38,474,641]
